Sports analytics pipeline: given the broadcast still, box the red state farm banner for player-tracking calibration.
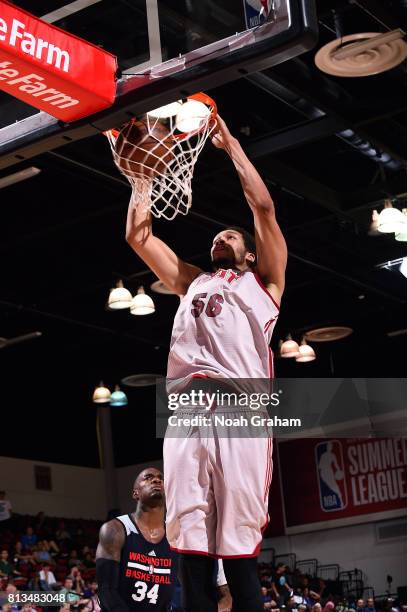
[278,438,407,534]
[0,1,117,121]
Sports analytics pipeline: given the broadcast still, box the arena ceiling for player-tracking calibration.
[0,0,406,467]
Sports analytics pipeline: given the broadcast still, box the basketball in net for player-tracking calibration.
[105,93,217,220]
[114,119,175,179]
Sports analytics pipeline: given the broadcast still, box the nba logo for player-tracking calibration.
[315,440,347,512]
[243,0,274,29]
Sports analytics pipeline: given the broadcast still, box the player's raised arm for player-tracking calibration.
[126,197,202,297]
[211,116,287,305]
[96,520,127,612]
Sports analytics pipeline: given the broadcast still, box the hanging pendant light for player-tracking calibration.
[280,335,300,358]
[295,338,316,363]
[110,385,128,407]
[395,208,407,242]
[378,200,404,233]
[130,286,155,315]
[107,280,133,310]
[92,381,111,404]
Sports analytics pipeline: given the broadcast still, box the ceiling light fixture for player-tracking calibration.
[395,209,407,242]
[92,381,112,404]
[107,280,133,310]
[0,166,41,189]
[130,286,155,316]
[109,385,128,407]
[295,338,316,363]
[279,335,300,358]
[378,200,404,233]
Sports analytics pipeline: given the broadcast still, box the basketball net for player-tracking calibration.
[106,93,217,220]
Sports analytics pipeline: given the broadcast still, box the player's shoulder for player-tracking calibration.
[99,517,126,543]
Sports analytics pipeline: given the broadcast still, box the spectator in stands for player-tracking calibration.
[59,577,79,601]
[12,542,36,578]
[355,599,365,612]
[82,553,95,570]
[43,539,59,555]
[324,601,335,612]
[365,598,376,612]
[34,542,54,566]
[22,605,36,612]
[303,587,315,607]
[69,567,86,593]
[272,564,293,606]
[81,581,100,612]
[39,563,57,590]
[20,527,37,549]
[56,521,71,545]
[261,586,276,610]
[0,550,15,578]
[0,492,12,528]
[287,596,298,610]
[312,603,322,612]
[68,550,82,569]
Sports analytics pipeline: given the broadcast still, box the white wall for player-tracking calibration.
[0,456,105,520]
[261,519,407,595]
[0,457,165,520]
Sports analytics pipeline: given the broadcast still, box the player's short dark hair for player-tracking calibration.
[226,226,256,256]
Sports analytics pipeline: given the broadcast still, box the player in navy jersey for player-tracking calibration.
[126,116,287,612]
[96,467,177,611]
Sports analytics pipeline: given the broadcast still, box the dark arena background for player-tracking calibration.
[0,0,406,610]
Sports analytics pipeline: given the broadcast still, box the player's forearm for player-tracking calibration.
[125,198,153,247]
[227,139,275,215]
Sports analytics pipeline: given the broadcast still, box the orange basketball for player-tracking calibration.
[115,119,175,178]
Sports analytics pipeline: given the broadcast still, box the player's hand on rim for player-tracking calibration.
[211,115,237,153]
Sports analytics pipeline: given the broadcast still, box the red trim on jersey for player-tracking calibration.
[264,318,275,334]
[253,271,280,311]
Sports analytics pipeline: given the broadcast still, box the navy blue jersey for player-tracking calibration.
[115,514,177,611]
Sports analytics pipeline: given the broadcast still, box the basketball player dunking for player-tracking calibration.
[126,116,287,612]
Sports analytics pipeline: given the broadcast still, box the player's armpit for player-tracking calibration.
[96,519,125,562]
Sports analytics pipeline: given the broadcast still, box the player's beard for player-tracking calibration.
[212,255,236,271]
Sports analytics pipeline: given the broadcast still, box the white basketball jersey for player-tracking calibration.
[167,269,279,382]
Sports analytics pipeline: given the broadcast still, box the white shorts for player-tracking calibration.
[163,411,273,558]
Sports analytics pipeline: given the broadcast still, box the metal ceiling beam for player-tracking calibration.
[266,60,407,166]
[245,115,347,156]
[344,174,407,208]
[256,157,345,213]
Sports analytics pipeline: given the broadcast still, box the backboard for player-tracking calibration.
[0,0,318,169]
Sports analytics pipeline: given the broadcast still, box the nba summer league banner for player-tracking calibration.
[278,437,407,532]
[155,377,407,439]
